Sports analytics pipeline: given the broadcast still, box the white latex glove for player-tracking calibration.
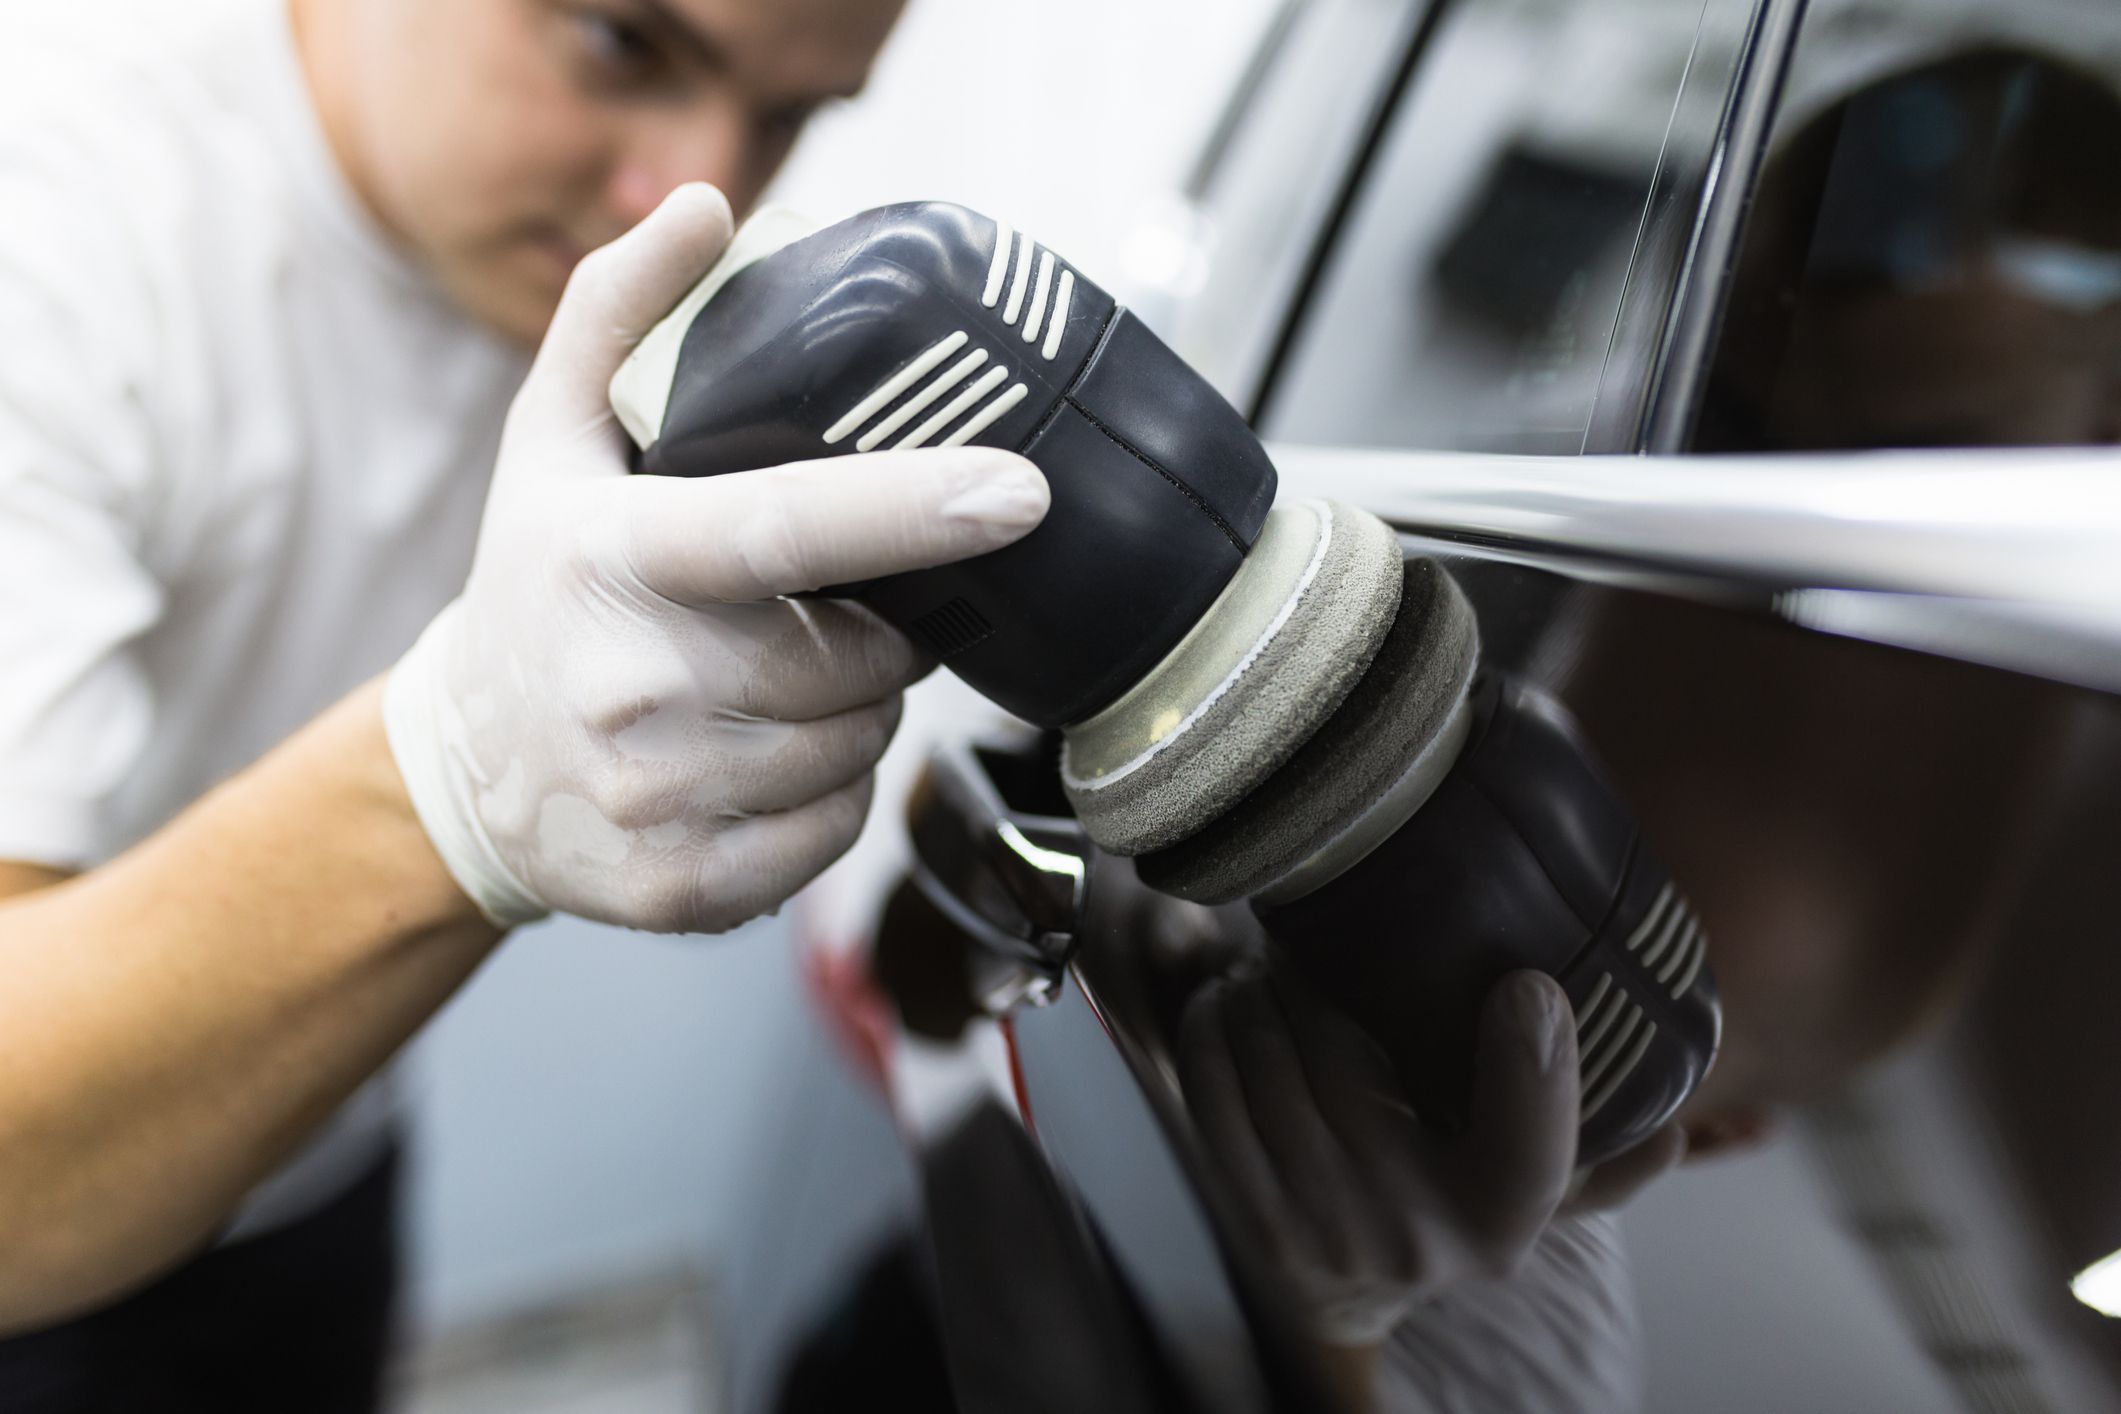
[1179,967,1573,1345]
[1176,964,1680,1349]
[1371,1212,1645,1414]
[386,185,1050,932]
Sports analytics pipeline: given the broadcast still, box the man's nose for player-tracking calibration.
[606,106,751,230]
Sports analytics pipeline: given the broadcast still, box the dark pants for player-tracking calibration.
[0,1145,399,1414]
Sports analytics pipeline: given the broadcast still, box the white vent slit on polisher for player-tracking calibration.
[1582,1005,1646,1092]
[1623,885,1676,953]
[824,332,970,445]
[983,221,1014,308]
[855,349,991,452]
[1003,232,1035,326]
[1042,271,1075,360]
[1669,926,1709,998]
[1578,981,1628,1057]
[1579,976,1623,1037]
[1639,900,1692,971]
[1023,251,1058,344]
[1584,1020,1658,1119]
[899,366,1010,449]
[940,382,1030,447]
[1656,918,1703,987]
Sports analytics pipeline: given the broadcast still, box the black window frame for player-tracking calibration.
[1248,0,1813,456]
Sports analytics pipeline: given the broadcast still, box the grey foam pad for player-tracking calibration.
[1061,502,1403,855]
[1135,556,1480,905]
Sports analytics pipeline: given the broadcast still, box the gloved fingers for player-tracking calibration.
[608,449,1048,605]
[559,594,923,730]
[703,697,904,817]
[1262,967,1459,1263]
[1218,975,1390,1278]
[1438,971,1579,1269]
[1566,1121,1686,1215]
[510,183,736,460]
[1266,965,1421,1164]
[1176,983,1302,1263]
[725,599,934,722]
[635,773,875,935]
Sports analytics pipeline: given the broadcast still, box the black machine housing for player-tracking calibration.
[638,201,1277,728]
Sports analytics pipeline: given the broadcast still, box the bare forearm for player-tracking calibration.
[0,677,499,1329]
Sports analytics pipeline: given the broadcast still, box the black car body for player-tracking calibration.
[721,0,2121,1408]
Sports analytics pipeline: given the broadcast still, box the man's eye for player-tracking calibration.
[576,13,662,80]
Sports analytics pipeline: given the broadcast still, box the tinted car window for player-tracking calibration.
[1165,0,1429,410]
[1695,2,2121,452]
[1262,0,1757,453]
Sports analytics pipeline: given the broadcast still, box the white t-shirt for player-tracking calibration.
[0,0,529,1237]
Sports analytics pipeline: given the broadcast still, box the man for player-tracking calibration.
[0,0,1048,1406]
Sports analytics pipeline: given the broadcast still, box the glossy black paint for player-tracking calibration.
[729,0,2121,1407]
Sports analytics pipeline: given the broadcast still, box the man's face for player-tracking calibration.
[312,0,907,344]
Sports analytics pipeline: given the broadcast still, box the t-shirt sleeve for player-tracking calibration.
[0,160,174,870]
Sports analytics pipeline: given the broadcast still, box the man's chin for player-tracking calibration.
[436,260,567,350]
[488,292,566,350]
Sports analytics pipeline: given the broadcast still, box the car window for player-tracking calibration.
[1693,0,2121,452]
[1258,0,1759,454]
[1163,0,1433,410]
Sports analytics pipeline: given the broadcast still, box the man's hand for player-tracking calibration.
[0,186,1047,1329]
[386,184,1051,933]
[1177,966,1682,1351]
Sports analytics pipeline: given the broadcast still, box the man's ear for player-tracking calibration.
[1680,1104,1778,1162]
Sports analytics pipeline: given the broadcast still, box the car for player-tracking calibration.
[719,0,2121,1408]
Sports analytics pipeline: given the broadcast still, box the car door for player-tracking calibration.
[776,0,2121,1409]
[1191,0,2121,1406]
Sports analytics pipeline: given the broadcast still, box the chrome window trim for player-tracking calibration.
[1271,442,2121,693]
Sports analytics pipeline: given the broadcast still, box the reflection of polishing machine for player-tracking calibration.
[609,202,1719,1164]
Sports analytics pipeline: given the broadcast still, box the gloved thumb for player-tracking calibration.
[509,183,737,465]
[1447,971,1578,1256]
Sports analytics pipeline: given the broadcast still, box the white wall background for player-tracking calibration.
[403,0,1279,1334]
[765,0,1279,303]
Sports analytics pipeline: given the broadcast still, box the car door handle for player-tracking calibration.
[906,739,1093,1012]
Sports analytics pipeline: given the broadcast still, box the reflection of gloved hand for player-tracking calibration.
[1372,1211,1644,1414]
[386,185,1051,932]
[1176,964,1675,1350]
